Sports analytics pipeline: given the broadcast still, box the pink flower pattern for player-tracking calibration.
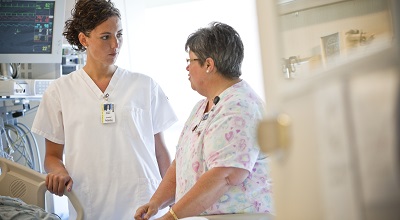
[175,81,274,215]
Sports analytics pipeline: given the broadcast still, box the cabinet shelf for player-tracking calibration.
[278,0,352,15]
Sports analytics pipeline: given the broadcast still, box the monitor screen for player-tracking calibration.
[0,0,65,63]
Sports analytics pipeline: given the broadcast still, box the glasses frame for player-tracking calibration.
[186,58,200,65]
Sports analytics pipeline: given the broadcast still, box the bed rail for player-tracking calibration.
[0,157,84,220]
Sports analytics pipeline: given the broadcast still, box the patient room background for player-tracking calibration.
[14,0,265,218]
[2,0,399,219]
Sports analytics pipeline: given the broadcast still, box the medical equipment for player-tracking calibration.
[0,0,66,64]
[0,157,84,220]
[0,79,54,98]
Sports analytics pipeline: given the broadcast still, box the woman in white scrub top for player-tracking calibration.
[31,0,178,219]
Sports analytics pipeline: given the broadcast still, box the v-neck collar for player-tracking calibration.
[79,67,123,100]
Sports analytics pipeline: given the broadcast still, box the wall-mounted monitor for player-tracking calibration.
[0,0,66,64]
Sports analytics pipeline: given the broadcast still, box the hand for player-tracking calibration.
[134,201,160,220]
[45,168,73,196]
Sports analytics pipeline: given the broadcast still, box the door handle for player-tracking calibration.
[257,113,291,153]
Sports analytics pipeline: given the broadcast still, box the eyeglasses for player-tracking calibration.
[186,58,200,65]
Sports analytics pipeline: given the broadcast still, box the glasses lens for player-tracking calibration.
[186,58,199,65]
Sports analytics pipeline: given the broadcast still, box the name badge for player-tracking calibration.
[101,103,116,124]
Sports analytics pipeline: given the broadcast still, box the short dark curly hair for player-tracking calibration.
[63,0,121,52]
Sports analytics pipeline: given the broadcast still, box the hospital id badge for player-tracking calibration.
[101,103,116,124]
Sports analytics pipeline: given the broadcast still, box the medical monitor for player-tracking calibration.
[0,0,66,63]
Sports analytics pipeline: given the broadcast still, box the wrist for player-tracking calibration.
[169,207,179,220]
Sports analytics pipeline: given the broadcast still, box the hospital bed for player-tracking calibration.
[0,157,274,220]
[0,157,84,220]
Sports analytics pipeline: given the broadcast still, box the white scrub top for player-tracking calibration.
[32,68,178,220]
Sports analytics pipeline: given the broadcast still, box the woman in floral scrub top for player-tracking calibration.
[135,22,274,220]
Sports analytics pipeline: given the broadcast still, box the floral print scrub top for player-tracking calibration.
[175,80,274,215]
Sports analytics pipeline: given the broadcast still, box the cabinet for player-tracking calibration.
[256,0,400,220]
[278,0,351,15]
[278,0,393,79]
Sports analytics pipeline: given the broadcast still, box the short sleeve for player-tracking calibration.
[151,83,178,134]
[31,84,65,144]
